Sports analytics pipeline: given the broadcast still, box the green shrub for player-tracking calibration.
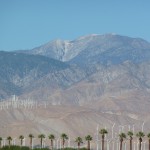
[1,145,29,150]
[21,146,30,150]
[33,148,49,150]
[57,148,87,150]
[0,146,87,150]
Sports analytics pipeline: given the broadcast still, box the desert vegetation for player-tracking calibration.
[1,130,150,150]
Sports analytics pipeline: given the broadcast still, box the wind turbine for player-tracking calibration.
[59,138,62,149]
[142,121,145,132]
[136,139,139,150]
[106,139,111,150]
[116,140,119,150]
[132,124,135,134]
[23,137,26,146]
[124,140,127,150]
[133,141,136,150]
[112,140,115,150]
[143,141,146,150]
[57,138,59,149]
[32,138,35,149]
[128,125,131,131]
[2,138,6,147]
[68,136,70,147]
[96,124,99,150]
[111,123,115,139]
[13,138,16,145]
[53,139,56,149]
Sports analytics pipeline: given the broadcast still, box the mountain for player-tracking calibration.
[21,34,150,65]
[13,34,150,103]
[70,34,150,67]
[0,51,82,99]
[1,34,150,138]
[1,34,150,101]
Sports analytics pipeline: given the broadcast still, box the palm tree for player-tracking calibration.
[136,131,145,150]
[29,134,34,149]
[75,137,83,150]
[128,131,133,150]
[147,133,150,150]
[119,133,126,150]
[61,133,68,149]
[48,134,55,150]
[19,135,24,147]
[85,135,92,150]
[0,137,2,148]
[38,134,45,148]
[7,136,12,147]
[100,129,108,150]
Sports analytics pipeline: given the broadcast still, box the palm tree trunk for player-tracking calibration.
[51,139,53,150]
[139,142,141,150]
[87,141,90,150]
[30,138,32,149]
[149,139,150,150]
[120,140,122,150]
[62,139,65,149]
[139,138,142,150]
[130,139,132,150]
[78,143,80,150]
[9,140,11,148]
[41,138,42,148]
[102,135,104,150]
[21,139,23,147]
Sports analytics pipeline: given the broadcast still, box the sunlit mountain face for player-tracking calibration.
[1,34,150,101]
[1,34,150,138]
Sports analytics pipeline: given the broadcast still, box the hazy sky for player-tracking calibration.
[0,0,150,51]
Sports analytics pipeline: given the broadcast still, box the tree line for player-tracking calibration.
[1,129,150,150]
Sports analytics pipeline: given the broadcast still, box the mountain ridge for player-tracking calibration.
[1,34,150,138]
[16,34,150,63]
[1,34,150,101]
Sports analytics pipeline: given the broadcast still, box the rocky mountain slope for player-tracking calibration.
[21,34,150,65]
[0,52,84,99]
[1,34,150,139]
[12,34,150,103]
[1,34,150,102]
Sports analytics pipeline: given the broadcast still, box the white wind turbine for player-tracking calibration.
[111,123,115,139]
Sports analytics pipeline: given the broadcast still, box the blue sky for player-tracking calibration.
[0,0,150,51]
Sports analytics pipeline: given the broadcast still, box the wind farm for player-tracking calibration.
[1,1,150,150]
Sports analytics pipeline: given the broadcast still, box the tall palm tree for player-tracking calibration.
[29,134,34,149]
[61,133,68,149]
[38,134,45,148]
[147,133,150,150]
[0,137,2,148]
[19,135,24,147]
[85,135,92,150]
[100,129,108,150]
[48,134,55,150]
[119,133,126,150]
[7,136,12,147]
[75,137,83,150]
[128,131,133,150]
[136,131,145,150]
